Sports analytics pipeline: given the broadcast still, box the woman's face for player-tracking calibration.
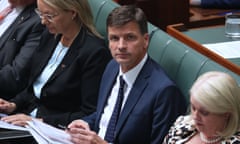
[190,95,229,137]
[36,0,75,34]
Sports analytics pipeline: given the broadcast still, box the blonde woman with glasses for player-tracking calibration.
[0,0,111,132]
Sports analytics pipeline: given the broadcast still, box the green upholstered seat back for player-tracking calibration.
[148,28,240,102]
[88,0,240,104]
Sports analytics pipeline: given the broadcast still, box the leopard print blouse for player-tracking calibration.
[163,116,240,144]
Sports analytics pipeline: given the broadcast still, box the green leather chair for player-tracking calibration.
[88,0,107,24]
[88,0,240,104]
[148,28,240,101]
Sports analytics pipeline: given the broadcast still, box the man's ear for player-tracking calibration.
[143,33,149,49]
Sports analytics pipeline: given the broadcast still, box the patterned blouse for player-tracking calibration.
[163,116,240,144]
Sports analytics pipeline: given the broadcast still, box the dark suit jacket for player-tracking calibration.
[0,4,44,99]
[10,28,112,127]
[201,0,240,8]
[83,57,187,144]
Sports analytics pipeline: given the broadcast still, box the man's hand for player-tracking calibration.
[67,120,108,144]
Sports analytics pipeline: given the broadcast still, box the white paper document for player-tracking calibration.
[0,114,73,144]
[0,120,28,131]
[203,41,240,59]
[27,119,73,144]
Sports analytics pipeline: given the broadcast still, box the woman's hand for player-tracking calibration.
[1,113,32,127]
[0,98,16,114]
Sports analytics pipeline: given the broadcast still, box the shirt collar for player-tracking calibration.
[119,54,148,88]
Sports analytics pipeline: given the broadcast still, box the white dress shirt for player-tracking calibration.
[98,54,148,139]
[30,42,68,117]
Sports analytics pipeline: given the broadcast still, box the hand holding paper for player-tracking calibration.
[27,119,73,144]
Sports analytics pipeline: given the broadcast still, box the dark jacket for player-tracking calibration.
[0,3,44,99]
[84,58,187,144]
[11,28,112,128]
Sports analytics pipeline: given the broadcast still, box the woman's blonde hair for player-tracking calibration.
[42,0,102,38]
[190,71,240,138]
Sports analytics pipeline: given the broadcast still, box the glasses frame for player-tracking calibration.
[35,8,59,23]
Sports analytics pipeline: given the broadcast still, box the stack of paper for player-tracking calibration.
[203,41,240,59]
[27,119,73,144]
[0,120,28,131]
[0,118,73,144]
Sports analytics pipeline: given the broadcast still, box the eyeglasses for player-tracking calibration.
[35,8,58,23]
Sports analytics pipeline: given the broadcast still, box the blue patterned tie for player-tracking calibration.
[104,76,125,143]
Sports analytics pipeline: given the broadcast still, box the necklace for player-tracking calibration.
[199,133,222,144]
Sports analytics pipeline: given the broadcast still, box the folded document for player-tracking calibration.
[0,120,28,131]
[0,117,73,144]
[27,119,73,144]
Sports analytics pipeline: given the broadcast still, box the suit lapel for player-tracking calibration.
[0,5,33,49]
[31,29,85,84]
[47,28,86,82]
[29,33,59,83]
[115,58,153,137]
[95,61,119,126]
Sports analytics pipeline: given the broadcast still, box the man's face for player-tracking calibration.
[108,21,149,72]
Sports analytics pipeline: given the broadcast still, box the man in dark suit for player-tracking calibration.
[0,0,43,100]
[190,0,240,9]
[68,5,187,144]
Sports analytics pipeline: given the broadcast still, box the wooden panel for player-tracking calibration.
[116,0,189,31]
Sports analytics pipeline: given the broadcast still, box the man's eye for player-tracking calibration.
[127,35,135,40]
[109,36,118,41]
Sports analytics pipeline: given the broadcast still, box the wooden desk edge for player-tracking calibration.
[166,23,240,75]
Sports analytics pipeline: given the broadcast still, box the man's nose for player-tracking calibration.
[117,38,127,49]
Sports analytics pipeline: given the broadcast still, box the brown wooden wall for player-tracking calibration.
[117,0,190,31]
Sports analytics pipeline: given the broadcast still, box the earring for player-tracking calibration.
[72,13,76,20]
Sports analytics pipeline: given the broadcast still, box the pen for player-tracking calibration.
[58,124,70,130]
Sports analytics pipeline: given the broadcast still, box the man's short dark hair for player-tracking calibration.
[107,5,148,34]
